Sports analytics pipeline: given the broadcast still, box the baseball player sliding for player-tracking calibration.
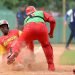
[0,20,22,64]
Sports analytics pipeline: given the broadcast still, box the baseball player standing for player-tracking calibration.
[64,8,75,49]
[7,6,56,71]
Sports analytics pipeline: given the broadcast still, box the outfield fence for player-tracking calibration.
[0,9,75,43]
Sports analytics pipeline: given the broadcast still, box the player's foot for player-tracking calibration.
[65,46,71,50]
[48,64,55,71]
[65,45,71,50]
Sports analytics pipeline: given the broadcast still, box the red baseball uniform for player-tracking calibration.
[0,29,20,53]
[12,11,56,70]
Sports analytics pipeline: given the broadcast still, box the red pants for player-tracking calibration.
[13,22,54,65]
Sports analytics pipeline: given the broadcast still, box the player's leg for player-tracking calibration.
[17,27,35,68]
[39,39,55,71]
[38,25,55,71]
[66,32,73,49]
[66,23,74,49]
[26,41,34,52]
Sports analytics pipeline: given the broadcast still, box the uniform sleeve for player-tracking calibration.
[67,9,72,16]
[64,9,73,21]
[43,11,56,36]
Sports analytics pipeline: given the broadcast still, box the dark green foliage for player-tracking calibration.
[0,0,75,12]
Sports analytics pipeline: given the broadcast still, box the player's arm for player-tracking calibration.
[64,9,72,25]
[43,11,56,38]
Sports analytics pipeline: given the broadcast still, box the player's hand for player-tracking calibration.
[49,35,53,38]
[64,21,67,26]
[48,33,53,38]
[7,52,18,64]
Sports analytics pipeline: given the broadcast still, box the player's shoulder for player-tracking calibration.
[67,9,73,13]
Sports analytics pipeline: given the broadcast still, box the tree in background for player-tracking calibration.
[0,0,18,9]
[0,0,75,13]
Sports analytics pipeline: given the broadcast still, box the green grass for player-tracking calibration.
[60,50,75,65]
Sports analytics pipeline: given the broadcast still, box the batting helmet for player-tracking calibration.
[0,20,9,28]
[26,6,36,15]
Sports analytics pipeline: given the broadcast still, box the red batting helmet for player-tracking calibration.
[26,6,36,15]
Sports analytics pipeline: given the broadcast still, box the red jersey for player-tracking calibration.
[0,29,19,51]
